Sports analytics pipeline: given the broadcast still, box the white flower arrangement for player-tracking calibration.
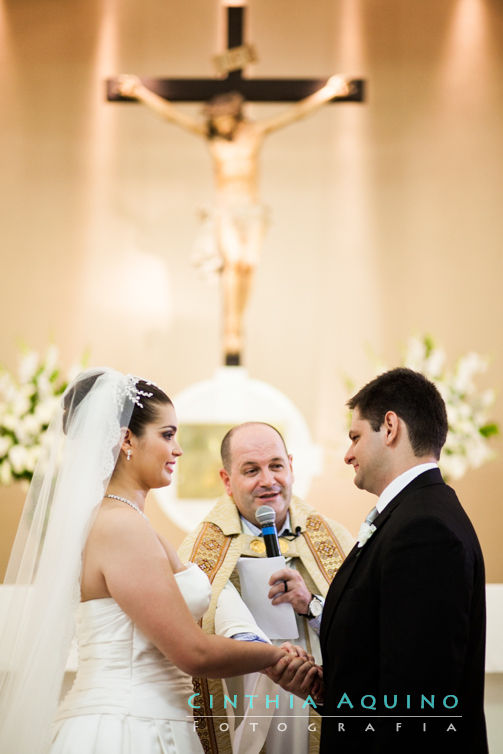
[399,336,498,481]
[0,346,82,485]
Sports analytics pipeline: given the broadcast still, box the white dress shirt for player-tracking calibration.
[376,462,439,514]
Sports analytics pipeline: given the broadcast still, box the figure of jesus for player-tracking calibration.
[117,74,349,363]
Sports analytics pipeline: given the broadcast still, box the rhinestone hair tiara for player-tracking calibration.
[124,374,155,408]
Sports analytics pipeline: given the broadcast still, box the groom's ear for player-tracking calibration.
[383,411,400,446]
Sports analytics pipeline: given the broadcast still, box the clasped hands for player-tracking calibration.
[263,642,323,705]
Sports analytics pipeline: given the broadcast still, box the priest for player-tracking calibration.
[179,421,353,754]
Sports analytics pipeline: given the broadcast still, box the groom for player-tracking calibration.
[318,368,488,753]
[268,368,488,752]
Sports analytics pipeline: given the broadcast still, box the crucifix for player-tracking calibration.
[107,1,365,366]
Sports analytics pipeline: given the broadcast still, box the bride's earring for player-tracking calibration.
[126,450,132,461]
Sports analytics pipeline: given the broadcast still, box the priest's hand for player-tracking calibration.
[268,567,311,614]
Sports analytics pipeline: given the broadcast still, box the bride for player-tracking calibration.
[0,368,296,753]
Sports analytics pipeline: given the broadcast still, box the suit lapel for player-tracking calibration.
[320,501,398,643]
[321,468,445,645]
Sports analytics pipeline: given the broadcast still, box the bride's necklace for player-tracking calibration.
[105,494,148,521]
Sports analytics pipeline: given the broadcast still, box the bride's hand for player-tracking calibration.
[279,642,314,663]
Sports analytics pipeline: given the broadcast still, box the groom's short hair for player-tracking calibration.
[347,367,448,459]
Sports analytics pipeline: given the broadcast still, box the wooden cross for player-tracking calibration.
[106,4,365,104]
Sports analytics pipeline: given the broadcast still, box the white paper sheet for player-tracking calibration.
[236,556,299,640]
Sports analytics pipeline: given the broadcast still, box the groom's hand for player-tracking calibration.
[310,667,324,705]
[268,567,311,614]
[263,653,322,700]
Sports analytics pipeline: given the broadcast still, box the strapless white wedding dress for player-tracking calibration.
[50,563,210,754]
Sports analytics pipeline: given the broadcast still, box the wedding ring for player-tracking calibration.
[283,580,288,593]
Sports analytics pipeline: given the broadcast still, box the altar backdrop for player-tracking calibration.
[0,0,502,580]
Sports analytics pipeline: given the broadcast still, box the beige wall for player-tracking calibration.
[1,0,502,580]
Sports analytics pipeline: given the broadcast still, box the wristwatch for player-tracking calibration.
[299,594,323,619]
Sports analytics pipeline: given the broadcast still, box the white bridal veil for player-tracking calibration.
[0,368,136,754]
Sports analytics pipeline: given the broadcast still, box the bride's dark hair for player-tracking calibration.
[63,374,172,436]
[128,380,172,436]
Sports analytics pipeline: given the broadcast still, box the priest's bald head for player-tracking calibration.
[219,422,293,530]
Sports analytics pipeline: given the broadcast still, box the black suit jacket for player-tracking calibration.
[319,468,488,754]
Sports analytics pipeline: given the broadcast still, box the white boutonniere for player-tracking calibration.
[357,521,377,548]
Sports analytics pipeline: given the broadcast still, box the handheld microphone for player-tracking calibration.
[255,505,281,557]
